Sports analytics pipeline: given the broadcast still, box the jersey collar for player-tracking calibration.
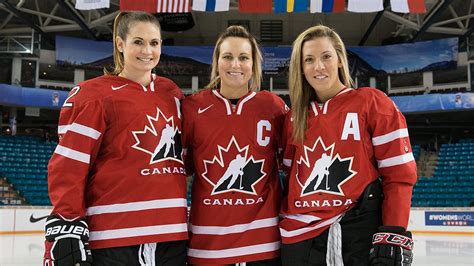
[212,90,257,115]
[310,87,353,116]
[109,73,157,92]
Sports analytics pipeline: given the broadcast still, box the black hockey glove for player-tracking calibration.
[369,226,414,266]
[43,215,92,266]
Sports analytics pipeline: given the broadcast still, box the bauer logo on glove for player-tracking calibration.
[43,215,92,265]
[45,224,90,239]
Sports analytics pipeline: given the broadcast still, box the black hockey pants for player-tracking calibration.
[91,240,186,266]
[281,180,383,266]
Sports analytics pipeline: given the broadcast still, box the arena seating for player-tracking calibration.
[0,135,54,205]
[1,135,473,207]
[412,139,474,207]
[412,144,421,160]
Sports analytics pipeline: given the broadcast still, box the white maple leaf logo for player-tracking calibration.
[131,107,183,165]
[202,136,266,196]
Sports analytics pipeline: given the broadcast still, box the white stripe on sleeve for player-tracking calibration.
[372,128,409,146]
[58,123,102,140]
[89,223,188,241]
[86,198,188,216]
[54,145,90,164]
[377,153,415,168]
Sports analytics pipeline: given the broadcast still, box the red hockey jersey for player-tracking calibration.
[280,87,417,244]
[182,89,287,264]
[48,74,188,249]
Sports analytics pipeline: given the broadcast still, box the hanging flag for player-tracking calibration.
[75,0,109,10]
[275,0,308,13]
[348,0,383,12]
[120,0,190,13]
[239,0,273,13]
[157,0,190,13]
[192,0,230,12]
[391,0,426,13]
[310,0,345,13]
[120,0,157,13]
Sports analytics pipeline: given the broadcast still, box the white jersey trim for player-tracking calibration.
[377,153,415,168]
[213,90,232,115]
[191,217,278,235]
[322,98,331,114]
[310,102,318,116]
[283,159,292,167]
[372,128,409,146]
[319,88,352,115]
[280,214,342,238]
[236,91,256,115]
[281,213,321,224]
[149,78,155,92]
[54,145,90,164]
[187,241,280,259]
[86,198,188,216]
[89,223,188,241]
[58,123,102,140]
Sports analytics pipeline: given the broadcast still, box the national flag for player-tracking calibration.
[120,0,157,13]
[239,0,273,13]
[157,0,190,13]
[391,0,426,13]
[348,0,384,13]
[120,0,190,13]
[275,0,308,13]
[310,0,345,13]
[75,0,109,10]
[192,0,230,12]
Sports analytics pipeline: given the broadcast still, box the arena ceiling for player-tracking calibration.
[0,0,472,50]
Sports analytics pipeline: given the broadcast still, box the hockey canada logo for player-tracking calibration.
[131,107,183,164]
[203,136,266,195]
[297,137,356,197]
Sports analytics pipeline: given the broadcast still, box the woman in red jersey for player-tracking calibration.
[182,26,287,265]
[44,12,187,265]
[279,25,417,266]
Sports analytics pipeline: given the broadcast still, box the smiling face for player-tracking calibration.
[302,37,345,102]
[116,21,162,76]
[217,37,253,96]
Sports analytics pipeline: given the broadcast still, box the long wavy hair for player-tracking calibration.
[289,25,353,143]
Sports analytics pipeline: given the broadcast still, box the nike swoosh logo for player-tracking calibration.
[198,104,213,114]
[111,84,128,90]
[29,214,48,223]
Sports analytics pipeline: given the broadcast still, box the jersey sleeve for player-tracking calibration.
[272,94,290,167]
[281,111,296,193]
[367,90,417,229]
[181,97,195,176]
[48,85,106,219]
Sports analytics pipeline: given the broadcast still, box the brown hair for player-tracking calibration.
[289,25,353,143]
[104,12,161,75]
[205,25,262,91]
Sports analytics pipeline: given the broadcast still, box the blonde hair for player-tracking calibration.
[289,25,353,143]
[205,26,263,91]
[105,12,161,75]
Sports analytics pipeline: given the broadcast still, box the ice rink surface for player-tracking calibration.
[0,233,472,265]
